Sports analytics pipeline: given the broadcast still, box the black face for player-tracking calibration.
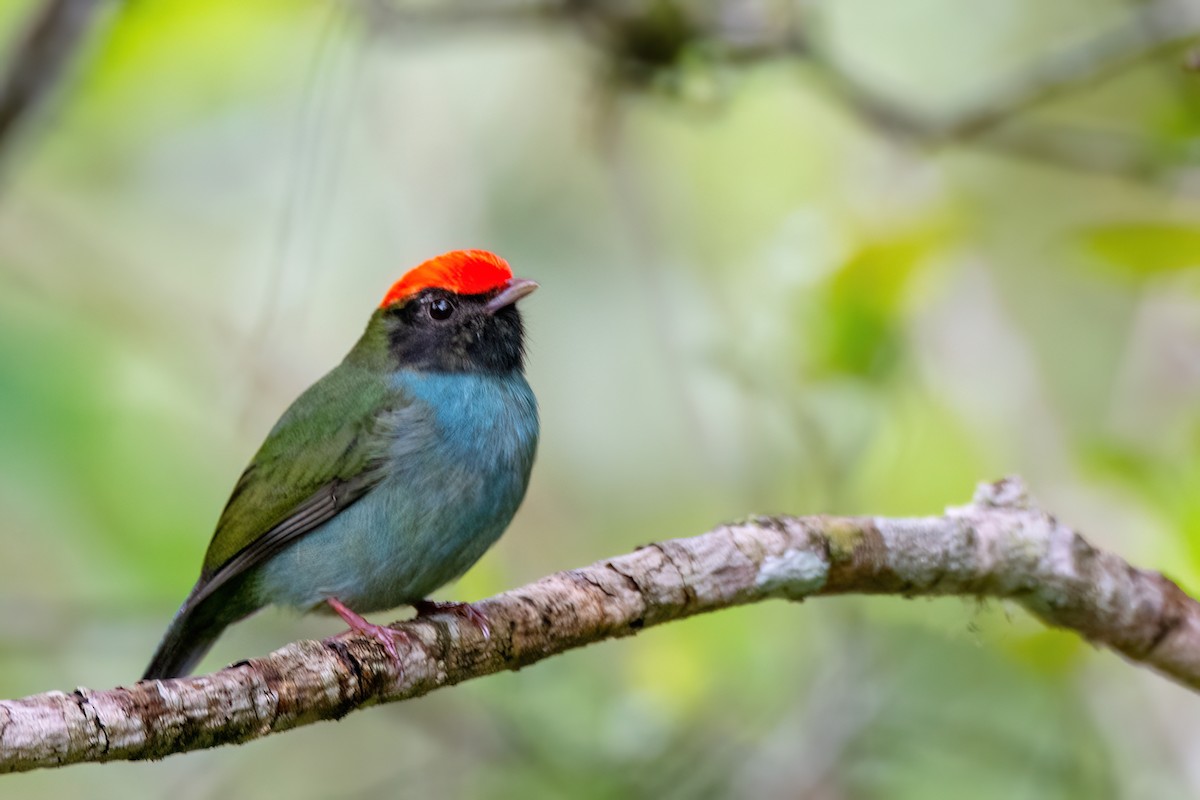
[383,288,527,374]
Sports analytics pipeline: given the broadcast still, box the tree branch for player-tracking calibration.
[3,476,1199,773]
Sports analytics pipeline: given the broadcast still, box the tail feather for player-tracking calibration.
[142,605,224,681]
[142,578,258,680]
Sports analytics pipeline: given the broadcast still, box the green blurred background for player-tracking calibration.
[2,0,1200,796]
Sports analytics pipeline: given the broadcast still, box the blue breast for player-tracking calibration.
[255,370,539,613]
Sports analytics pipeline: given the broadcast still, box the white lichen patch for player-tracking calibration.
[881,518,950,587]
[755,549,828,599]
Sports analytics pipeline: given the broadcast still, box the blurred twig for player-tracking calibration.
[0,0,1196,180]
[0,0,114,165]
[805,0,1200,141]
[1187,46,1200,72]
[801,0,1200,179]
[362,0,1200,181]
[3,476,1200,772]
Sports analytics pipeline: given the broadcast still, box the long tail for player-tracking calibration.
[142,580,257,680]
[142,606,224,681]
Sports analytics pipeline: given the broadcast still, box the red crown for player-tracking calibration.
[380,250,513,308]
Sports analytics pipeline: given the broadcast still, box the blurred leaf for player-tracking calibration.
[853,388,989,516]
[1081,440,1200,593]
[811,223,949,379]
[1001,627,1087,678]
[1083,223,1200,275]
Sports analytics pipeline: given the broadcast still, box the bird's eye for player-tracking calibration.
[428,298,455,321]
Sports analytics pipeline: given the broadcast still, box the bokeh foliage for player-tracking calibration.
[1,0,1199,797]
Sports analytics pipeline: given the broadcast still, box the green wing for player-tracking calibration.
[195,361,406,597]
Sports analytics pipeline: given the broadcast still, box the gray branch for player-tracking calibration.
[3,476,1199,773]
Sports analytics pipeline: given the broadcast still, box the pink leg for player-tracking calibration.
[326,597,408,668]
[414,599,491,641]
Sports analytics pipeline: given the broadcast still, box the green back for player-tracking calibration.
[200,313,397,575]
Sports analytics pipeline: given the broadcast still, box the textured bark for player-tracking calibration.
[3,476,1199,773]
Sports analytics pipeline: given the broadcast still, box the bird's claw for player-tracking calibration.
[414,599,491,641]
[326,597,409,671]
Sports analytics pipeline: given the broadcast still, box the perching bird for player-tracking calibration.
[142,250,539,680]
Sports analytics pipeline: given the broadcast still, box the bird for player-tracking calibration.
[142,249,539,680]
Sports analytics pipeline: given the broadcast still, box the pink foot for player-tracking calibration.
[326,597,408,669]
[414,599,491,641]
